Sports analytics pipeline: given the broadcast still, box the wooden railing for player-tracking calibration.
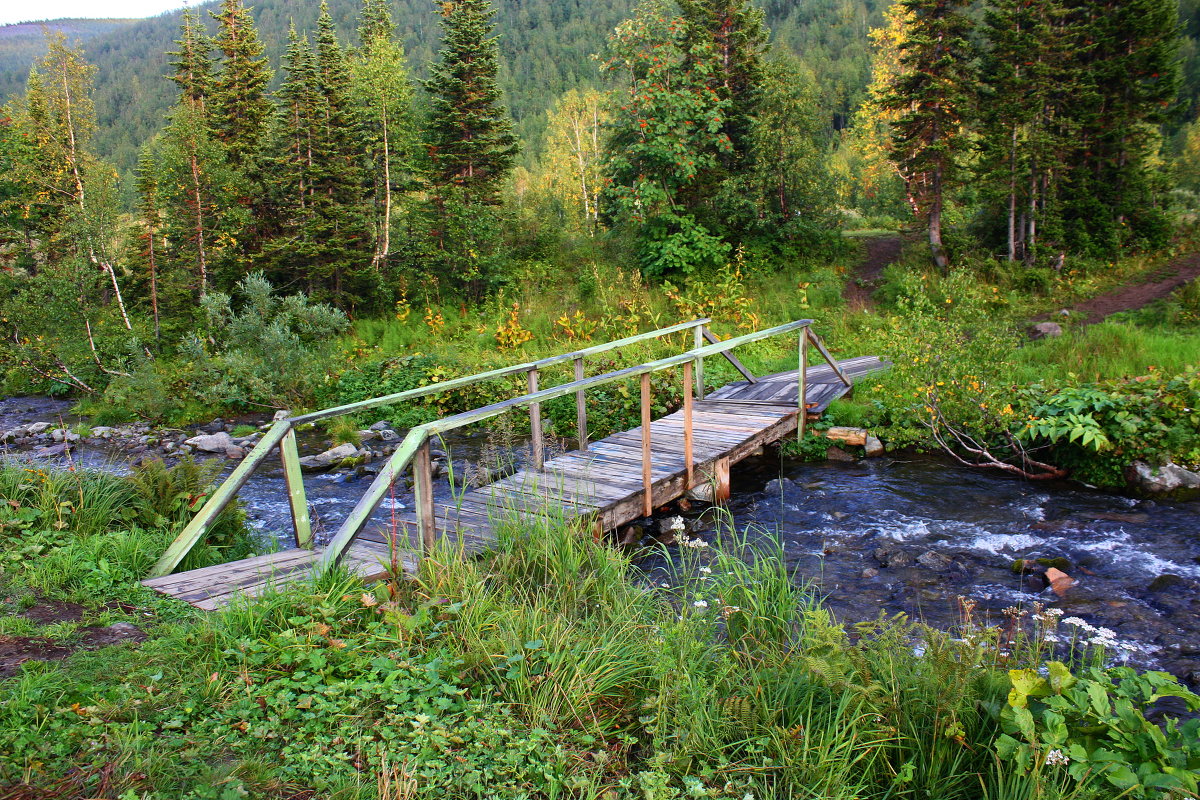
[149,318,850,578]
[149,319,708,578]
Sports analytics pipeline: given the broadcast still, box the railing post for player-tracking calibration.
[574,356,587,451]
[414,437,436,556]
[693,324,706,400]
[527,367,544,469]
[683,361,694,489]
[641,372,653,517]
[279,427,312,549]
[798,327,809,441]
[148,420,293,578]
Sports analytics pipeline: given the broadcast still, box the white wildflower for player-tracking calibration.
[670,516,686,532]
[1045,749,1070,767]
[693,600,709,609]
[1062,616,1094,631]
[744,794,755,800]
[1093,626,1116,640]
[1044,607,1064,617]
[700,566,712,575]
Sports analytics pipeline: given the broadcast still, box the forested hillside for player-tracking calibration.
[0,19,139,100]
[0,0,890,176]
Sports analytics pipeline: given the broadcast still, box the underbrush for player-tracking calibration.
[0,459,256,597]
[1,479,1197,799]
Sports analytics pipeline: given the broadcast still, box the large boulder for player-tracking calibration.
[1125,461,1200,497]
[299,442,362,471]
[1029,321,1063,340]
[184,432,236,454]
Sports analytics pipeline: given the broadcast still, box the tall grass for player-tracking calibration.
[1011,321,1200,384]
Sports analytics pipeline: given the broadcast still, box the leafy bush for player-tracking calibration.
[1017,370,1200,486]
[999,662,1200,798]
[99,274,349,422]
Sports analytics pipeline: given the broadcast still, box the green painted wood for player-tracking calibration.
[318,429,425,568]
[280,428,312,548]
[420,319,814,436]
[798,331,808,441]
[148,420,292,578]
[288,318,711,425]
[702,328,756,383]
[414,439,436,555]
[807,329,852,387]
[694,327,705,400]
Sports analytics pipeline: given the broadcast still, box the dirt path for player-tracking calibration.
[1065,251,1200,324]
[843,235,903,311]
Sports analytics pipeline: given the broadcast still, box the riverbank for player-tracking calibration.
[2,457,1198,799]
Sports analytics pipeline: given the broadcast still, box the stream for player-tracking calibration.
[3,395,1199,686]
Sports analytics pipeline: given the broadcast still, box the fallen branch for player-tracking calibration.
[921,390,1067,481]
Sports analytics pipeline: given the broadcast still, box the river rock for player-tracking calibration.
[185,432,235,453]
[873,546,913,569]
[51,428,80,443]
[864,434,885,457]
[1045,567,1075,596]
[225,446,245,460]
[1148,574,1186,593]
[1029,322,1063,340]
[916,550,953,571]
[32,443,70,458]
[826,427,868,446]
[298,442,361,471]
[369,420,392,431]
[90,426,115,439]
[1125,461,1200,496]
[378,429,400,442]
[273,409,291,421]
[826,445,857,463]
[1,425,27,442]
[763,477,787,496]
[26,422,52,436]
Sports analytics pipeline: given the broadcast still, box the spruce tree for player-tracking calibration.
[881,0,975,270]
[210,0,272,168]
[1062,0,1181,251]
[978,0,1068,264]
[261,9,375,310]
[168,9,213,113]
[423,0,517,203]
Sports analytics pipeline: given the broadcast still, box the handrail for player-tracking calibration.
[289,317,711,424]
[318,319,816,567]
[148,318,710,578]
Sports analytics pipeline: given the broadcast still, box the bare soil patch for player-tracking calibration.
[1067,252,1200,324]
[20,599,86,625]
[844,235,903,310]
[0,620,146,678]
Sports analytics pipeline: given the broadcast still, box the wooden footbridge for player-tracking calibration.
[143,319,888,609]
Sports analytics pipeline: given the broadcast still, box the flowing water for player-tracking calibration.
[4,395,1199,682]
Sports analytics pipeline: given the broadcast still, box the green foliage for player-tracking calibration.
[99,273,348,421]
[1017,370,1200,486]
[423,0,517,204]
[0,460,254,593]
[998,663,1200,798]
